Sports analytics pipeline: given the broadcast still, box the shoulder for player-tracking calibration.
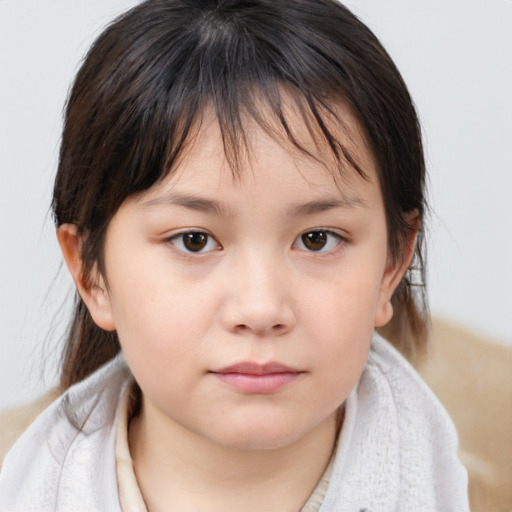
[363,332,469,508]
[418,318,512,511]
[365,333,464,452]
[322,332,470,510]
[0,355,131,511]
[0,389,61,470]
[366,331,450,416]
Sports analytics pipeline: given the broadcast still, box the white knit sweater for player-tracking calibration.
[0,333,469,511]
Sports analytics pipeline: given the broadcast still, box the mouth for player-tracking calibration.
[210,362,303,394]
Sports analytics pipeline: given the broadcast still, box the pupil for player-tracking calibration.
[302,231,327,251]
[183,232,207,251]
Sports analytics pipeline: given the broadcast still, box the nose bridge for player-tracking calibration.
[223,245,295,335]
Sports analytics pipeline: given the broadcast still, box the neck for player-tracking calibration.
[129,397,340,512]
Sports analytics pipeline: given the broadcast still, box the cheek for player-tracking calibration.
[298,259,383,379]
[105,255,219,364]
[308,297,373,379]
[107,278,213,404]
[302,260,384,332]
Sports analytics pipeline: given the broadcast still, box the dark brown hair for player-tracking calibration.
[53,0,429,390]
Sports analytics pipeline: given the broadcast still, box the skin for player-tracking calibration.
[58,105,416,512]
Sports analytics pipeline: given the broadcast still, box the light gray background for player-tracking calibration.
[1,0,511,410]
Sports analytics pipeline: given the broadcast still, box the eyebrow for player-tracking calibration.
[288,196,368,216]
[141,193,367,216]
[141,194,228,216]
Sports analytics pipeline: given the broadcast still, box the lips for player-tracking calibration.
[210,362,303,393]
[214,362,301,375]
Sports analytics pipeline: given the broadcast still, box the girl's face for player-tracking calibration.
[87,107,406,451]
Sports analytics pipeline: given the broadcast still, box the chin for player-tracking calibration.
[206,418,316,452]
[218,433,301,452]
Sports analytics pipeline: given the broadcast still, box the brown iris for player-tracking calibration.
[183,232,208,252]
[302,231,328,251]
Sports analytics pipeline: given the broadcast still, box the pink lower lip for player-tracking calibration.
[213,372,300,393]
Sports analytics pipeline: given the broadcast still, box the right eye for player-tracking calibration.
[168,231,220,254]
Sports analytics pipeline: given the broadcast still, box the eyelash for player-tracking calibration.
[166,229,346,255]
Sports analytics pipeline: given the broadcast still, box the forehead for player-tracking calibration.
[148,98,379,203]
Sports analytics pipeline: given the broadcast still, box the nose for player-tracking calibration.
[220,251,296,337]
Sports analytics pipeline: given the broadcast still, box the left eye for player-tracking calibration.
[294,230,343,252]
[169,232,220,253]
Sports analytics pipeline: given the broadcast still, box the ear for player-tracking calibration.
[57,224,116,332]
[374,212,420,327]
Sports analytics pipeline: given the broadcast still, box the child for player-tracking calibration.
[0,0,469,510]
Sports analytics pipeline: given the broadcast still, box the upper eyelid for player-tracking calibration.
[166,228,215,240]
[299,227,346,238]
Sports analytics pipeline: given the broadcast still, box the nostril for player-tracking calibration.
[266,323,292,337]
[234,323,288,335]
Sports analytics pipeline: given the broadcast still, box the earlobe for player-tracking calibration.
[57,224,116,332]
[374,257,409,328]
[374,300,394,328]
